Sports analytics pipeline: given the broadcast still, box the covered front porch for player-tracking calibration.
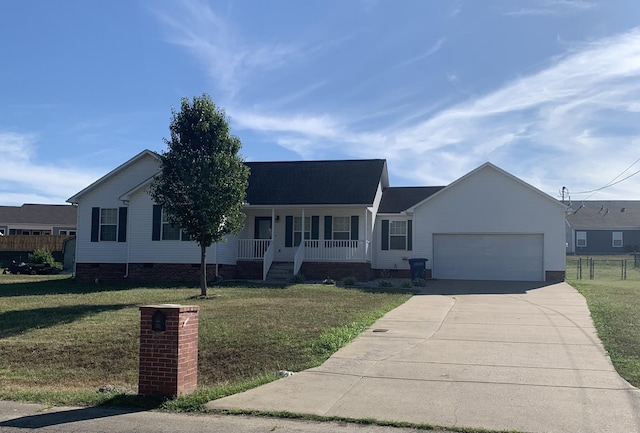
[236,208,372,280]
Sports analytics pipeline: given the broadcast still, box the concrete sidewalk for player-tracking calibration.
[207,281,640,433]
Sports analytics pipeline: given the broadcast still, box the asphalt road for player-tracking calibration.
[0,401,451,433]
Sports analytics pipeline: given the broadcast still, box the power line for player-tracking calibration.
[572,167,640,196]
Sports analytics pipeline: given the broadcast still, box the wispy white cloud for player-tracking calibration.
[396,39,446,68]
[232,27,640,198]
[505,0,596,17]
[0,132,101,205]
[155,0,640,199]
[152,0,302,98]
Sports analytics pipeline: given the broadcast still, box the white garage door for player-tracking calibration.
[433,234,544,281]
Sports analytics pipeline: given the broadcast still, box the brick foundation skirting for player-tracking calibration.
[76,261,421,283]
[545,270,566,281]
[75,263,237,284]
[300,262,375,281]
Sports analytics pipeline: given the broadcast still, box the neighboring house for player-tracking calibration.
[565,201,640,254]
[0,204,77,236]
[67,150,567,283]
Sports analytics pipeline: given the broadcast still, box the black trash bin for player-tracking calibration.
[408,258,428,280]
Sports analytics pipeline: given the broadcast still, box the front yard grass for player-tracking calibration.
[0,274,411,410]
[569,272,640,387]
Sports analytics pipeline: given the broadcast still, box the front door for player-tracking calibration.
[254,217,272,239]
[254,217,272,258]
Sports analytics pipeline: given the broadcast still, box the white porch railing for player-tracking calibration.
[262,241,274,281]
[293,241,305,276]
[237,239,271,260]
[303,240,368,262]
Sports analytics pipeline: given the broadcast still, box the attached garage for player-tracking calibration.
[433,233,544,281]
[404,163,567,282]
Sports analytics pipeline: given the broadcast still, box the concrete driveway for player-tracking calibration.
[207,281,640,433]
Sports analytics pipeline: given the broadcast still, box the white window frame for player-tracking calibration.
[293,216,310,247]
[333,216,351,240]
[389,220,408,250]
[100,208,118,242]
[612,231,623,248]
[161,210,181,241]
[576,231,587,248]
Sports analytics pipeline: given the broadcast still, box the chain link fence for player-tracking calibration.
[567,255,640,280]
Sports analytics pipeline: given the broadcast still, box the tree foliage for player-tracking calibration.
[150,94,249,295]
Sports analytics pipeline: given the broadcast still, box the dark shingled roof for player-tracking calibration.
[245,159,386,205]
[378,187,445,213]
[566,200,640,229]
[0,204,77,225]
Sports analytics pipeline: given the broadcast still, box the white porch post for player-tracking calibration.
[364,208,369,261]
[301,208,305,243]
[271,208,275,242]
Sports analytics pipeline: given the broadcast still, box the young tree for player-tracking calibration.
[150,94,249,296]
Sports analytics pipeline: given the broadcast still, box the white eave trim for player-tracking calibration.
[66,149,160,204]
[405,162,568,213]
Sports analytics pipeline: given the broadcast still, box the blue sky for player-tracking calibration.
[1,0,639,205]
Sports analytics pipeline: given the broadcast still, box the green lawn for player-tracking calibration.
[566,254,640,281]
[568,258,640,387]
[0,274,411,409]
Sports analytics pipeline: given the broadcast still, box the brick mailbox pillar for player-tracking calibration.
[138,304,199,398]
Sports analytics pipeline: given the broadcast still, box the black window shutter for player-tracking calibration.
[381,219,389,250]
[351,216,359,240]
[117,207,127,242]
[311,216,319,240]
[91,207,100,242]
[152,205,161,241]
[285,216,293,247]
[407,220,412,251]
[324,216,332,240]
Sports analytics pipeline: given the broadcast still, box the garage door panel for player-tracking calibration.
[433,234,543,281]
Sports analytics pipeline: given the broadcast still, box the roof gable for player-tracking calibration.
[378,187,445,213]
[67,149,160,203]
[566,201,640,229]
[408,162,566,212]
[245,159,387,206]
[0,204,76,226]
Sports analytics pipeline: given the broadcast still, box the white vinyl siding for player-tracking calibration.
[410,165,566,281]
[73,153,160,263]
[242,207,368,263]
[127,191,236,264]
[373,216,412,270]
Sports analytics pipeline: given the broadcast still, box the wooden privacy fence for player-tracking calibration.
[0,235,72,252]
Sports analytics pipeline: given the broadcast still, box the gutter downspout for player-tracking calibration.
[72,203,79,279]
[123,201,130,278]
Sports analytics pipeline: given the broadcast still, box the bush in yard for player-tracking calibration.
[290,273,305,284]
[412,278,427,287]
[378,279,393,288]
[29,248,54,265]
[322,278,336,285]
[28,248,62,271]
[343,276,357,286]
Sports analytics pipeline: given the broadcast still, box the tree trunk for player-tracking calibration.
[200,243,207,297]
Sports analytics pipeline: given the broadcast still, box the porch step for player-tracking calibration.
[266,262,294,282]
